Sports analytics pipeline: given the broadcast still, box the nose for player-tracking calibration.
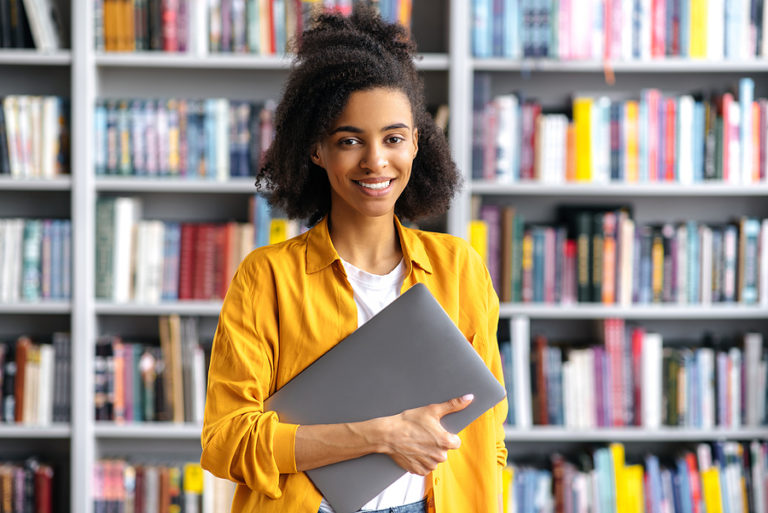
[360,143,388,172]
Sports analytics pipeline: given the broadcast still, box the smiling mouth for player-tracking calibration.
[353,179,392,190]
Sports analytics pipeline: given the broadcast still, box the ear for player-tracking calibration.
[310,145,323,167]
[412,128,419,159]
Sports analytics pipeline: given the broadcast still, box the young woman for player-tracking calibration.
[200,5,508,513]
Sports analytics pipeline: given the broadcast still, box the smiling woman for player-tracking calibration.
[200,4,508,513]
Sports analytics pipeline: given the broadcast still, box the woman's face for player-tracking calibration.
[312,87,419,221]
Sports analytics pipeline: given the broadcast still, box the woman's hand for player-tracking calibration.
[379,394,474,476]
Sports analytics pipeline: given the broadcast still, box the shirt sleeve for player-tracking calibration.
[200,264,299,499]
[485,267,509,495]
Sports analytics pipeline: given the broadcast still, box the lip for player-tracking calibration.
[352,178,395,197]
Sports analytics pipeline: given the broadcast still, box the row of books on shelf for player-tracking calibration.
[1,96,70,179]
[0,459,54,513]
[95,196,301,303]
[0,0,62,51]
[95,316,207,423]
[95,98,274,180]
[0,333,70,426]
[473,76,768,185]
[97,0,413,54]
[501,318,767,430]
[472,0,768,60]
[470,204,768,306]
[0,219,72,303]
[93,461,235,513]
[502,441,768,513]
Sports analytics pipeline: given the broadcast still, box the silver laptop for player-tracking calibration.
[263,283,507,513]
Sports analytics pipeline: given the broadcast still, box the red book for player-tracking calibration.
[483,102,498,180]
[645,90,661,181]
[161,0,178,51]
[35,464,54,513]
[135,466,146,513]
[665,97,676,181]
[685,452,703,513]
[651,0,666,57]
[14,336,30,423]
[193,224,217,300]
[213,224,229,300]
[720,93,734,182]
[219,222,238,299]
[178,223,197,300]
[268,0,276,54]
[601,212,617,304]
[605,319,625,427]
[631,326,644,426]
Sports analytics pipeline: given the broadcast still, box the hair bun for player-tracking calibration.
[296,3,416,64]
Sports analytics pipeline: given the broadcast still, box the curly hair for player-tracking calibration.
[257,3,461,226]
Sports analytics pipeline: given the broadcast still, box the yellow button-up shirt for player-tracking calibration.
[201,216,508,512]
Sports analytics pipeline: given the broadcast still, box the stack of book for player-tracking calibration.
[501,319,767,430]
[473,0,767,60]
[94,98,274,180]
[95,195,300,304]
[1,96,70,179]
[0,0,62,51]
[93,460,235,513]
[0,218,72,303]
[0,459,54,513]
[503,441,768,513]
[95,316,205,424]
[473,77,768,185]
[0,333,70,426]
[470,205,768,306]
[95,0,414,54]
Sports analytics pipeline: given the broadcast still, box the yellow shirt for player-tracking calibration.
[201,216,508,512]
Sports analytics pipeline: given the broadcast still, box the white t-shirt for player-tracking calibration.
[318,257,427,513]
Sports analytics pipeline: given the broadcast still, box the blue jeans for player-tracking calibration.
[318,498,427,513]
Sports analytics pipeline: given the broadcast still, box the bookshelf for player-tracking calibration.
[4,0,768,510]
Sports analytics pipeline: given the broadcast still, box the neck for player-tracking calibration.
[328,207,403,275]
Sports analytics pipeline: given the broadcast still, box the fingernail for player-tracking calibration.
[462,394,474,402]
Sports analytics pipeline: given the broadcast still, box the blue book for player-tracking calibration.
[739,78,755,184]
[645,454,663,513]
[94,100,108,175]
[638,225,653,303]
[254,194,272,248]
[546,346,562,425]
[532,227,545,302]
[503,0,519,58]
[22,220,43,301]
[273,0,286,54]
[687,220,700,303]
[521,0,535,57]
[692,102,705,182]
[161,222,181,301]
[62,221,71,299]
[472,0,493,57]
[539,0,552,58]
[679,0,690,57]
[50,220,62,300]
[498,341,515,425]
[594,447,616,513]
[492,0,505,56]
[692,350,702,427]
[713,441,732,513]
[675,457,693,513]
[205,99,218,180]
[131,344,143,422]
[725,0,742,59]
[186,100,201,179]
[639,95,649,182]
[130,100,145,176]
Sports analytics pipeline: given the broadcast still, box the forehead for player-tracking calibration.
[332,88,413,127]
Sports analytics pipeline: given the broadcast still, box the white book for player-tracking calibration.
[191,0,208,55]
[760,219,768,306]
[699,225,712,305]
[16,96,31,178]
[113,197,142,303]
[38,344,54,425]
[677,95,695,185]
[0,221,6,303]
[698,347,715,429]
[562,359,574,428]
[584,348,596,429]
[728,347,741,429]
[8,219,24,302]
[23,347,38,424]
[621,0,634,60]
[592,98,611,183]
[728,103,742,185]
[133,223,150,302]
[41,96,59,178]
[216,99,230,181]
[641,332,662,429]
[3,97,20,178]
[639,0,652,59]
[192,346,206,424]
[619,216,634,306]
[511,316,532,428]
[29,97,42,177]
[697,442,713,471]
[144,466,159,513]
[740,78,754,184]
[751,441,766,513]
[494,95,518,184]
[708,0,725,59]
[134,221,165,304]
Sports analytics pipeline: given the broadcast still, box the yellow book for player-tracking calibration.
[573,97,593,182]
[610,443,626,512]
[625,101,639,182]
[651,229,664,302]
[502,466,514,513]
[269,219,289,245]
[689,0,707,58]
[468,220,488,264]
[701,467,724,513]
[183,463,204,494]
[625,464,646,513]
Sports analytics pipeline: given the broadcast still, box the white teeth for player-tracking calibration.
[356,180,391,190]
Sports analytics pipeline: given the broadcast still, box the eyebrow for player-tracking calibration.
[329,123,411,135]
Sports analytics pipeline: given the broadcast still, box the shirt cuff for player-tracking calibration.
[273,421,300,474]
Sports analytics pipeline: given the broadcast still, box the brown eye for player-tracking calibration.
[386,135,404,144]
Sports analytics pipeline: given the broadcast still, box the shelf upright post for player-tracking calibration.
[447,0,472,240]
[71,0,97,509]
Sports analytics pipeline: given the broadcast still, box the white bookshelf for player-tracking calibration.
[498,303,768,319]
[94,422,202,439]
[471,181,768,196]
[0,424,71,438]
[471,58,768,73]
[0,176,72,190]
[95,301,223,316]
[95,177,257,193]
[0,50,72,65]
[504,426,768,442]
[0,302,72,314]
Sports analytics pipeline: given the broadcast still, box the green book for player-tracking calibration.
[21,219,42,301]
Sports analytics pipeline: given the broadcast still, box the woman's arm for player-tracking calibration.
[295,395,473,475]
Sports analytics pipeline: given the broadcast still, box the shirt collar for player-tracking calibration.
[305,215,433,275]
